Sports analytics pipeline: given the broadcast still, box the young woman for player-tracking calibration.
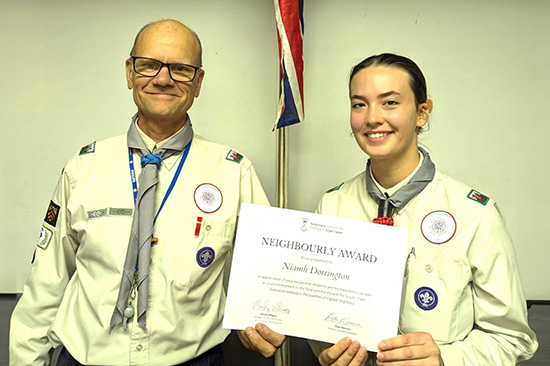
[308,54,538,366]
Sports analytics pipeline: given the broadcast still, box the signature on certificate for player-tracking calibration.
[252,300,291,314]
[324,312,363,328]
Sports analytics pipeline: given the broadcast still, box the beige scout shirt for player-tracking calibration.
[310,162,538,365]
[10,129,269,365]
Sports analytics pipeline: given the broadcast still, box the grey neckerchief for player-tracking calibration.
[110,114,193,332]
[366,147,435,218]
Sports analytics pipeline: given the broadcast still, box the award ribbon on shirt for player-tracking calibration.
[366,147,436,226]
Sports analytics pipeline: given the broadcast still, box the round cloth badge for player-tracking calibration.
[414,286,438,311]
[194,183,223,213]
[196,247,215,268]
[421,210,456,244]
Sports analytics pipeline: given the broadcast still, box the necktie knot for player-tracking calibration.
[375,198,395,226]
[141,154,162,168]
[378,197,395,218]
[366,148,436,227]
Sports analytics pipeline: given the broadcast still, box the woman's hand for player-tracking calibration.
[237,323,286,358]
[318,337,369,366]
[376,332,443,366]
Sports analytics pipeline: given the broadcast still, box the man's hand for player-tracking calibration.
[237,323,286,358]
[376,332,443,366]
[318,337,368,366]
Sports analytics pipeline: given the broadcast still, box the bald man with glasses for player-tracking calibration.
[10,19,284,366]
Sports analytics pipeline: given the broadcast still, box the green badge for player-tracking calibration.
[467,189,489,206]
[326,182,344,193]
[109,208,133,216]
[226,150,243,163]
[37,226,53,250]
[79,141,96,155]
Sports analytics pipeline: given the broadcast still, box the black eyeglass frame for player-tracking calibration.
[130,56,201,82]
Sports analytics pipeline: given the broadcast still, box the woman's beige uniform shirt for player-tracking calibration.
[311,164,537,365]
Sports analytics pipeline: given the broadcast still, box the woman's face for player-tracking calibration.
[350,65,429,167]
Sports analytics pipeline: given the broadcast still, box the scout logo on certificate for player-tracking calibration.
[223,203,409,351]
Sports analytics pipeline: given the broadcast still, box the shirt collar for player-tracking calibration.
[135,119,186,153]
[370,150,424,196]
[134,119,186,171]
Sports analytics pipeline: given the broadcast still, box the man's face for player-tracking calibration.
[126,24,205,124]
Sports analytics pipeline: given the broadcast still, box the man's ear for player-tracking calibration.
[125,58,134,89]
[193,69,205,98]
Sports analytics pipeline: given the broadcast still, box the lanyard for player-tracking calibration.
[128,141,192,224]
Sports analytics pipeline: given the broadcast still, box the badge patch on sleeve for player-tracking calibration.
[37,226,53,250]
[44,200,60,227]
[467,189,489,206]
[225,150,243,163]
[79,141,96,155]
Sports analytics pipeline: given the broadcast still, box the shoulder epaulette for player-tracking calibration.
[326,182,344,193]
[467,189,489,206]
[226,150,243,164]
[79,141,96,155]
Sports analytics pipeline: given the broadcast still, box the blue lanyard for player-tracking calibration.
[128,141,192,224]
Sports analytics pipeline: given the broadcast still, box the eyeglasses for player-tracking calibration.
[131,56,201,82]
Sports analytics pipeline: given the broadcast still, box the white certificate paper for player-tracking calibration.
[223,203,408,351]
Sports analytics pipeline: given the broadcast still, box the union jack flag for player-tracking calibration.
[273,0,304,130]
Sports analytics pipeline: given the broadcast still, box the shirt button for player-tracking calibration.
[425,264,433,273]
[205,225,212,231]
[136,344,143,352]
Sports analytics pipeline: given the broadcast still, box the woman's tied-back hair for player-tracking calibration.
[349,53,427,108]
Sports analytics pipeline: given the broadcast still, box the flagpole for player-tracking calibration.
[275,126,290,366]
[276,127,288,208]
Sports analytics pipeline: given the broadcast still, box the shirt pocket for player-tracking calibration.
[173,219,234,290]
[399,258,472,343]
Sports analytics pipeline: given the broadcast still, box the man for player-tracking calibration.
[10,19,283,366]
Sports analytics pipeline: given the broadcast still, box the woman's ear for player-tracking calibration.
[417,99,433,128]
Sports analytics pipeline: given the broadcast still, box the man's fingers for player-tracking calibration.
[319,338,367,366]
[236,328,254,350]
[237,326,280,358]
[255,323,286,348]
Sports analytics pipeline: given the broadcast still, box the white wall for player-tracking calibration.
[1,0,548,299]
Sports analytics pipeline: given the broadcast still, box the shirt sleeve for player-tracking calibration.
[439,201,538,365]
[9,161,78,366]
[239,160,270,207]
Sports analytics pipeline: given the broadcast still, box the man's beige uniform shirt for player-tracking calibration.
[310,159,538,365]
[10,127,269,365]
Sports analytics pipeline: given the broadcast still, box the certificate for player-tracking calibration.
[223,203,408,351]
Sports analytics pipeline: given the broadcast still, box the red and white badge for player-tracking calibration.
[194,183,223,213]
[421,210,456,244]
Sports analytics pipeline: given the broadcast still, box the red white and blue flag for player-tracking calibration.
[274,0,304,130]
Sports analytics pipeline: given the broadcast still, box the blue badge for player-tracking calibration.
[414,286,438,311]
[196,247,215,268]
